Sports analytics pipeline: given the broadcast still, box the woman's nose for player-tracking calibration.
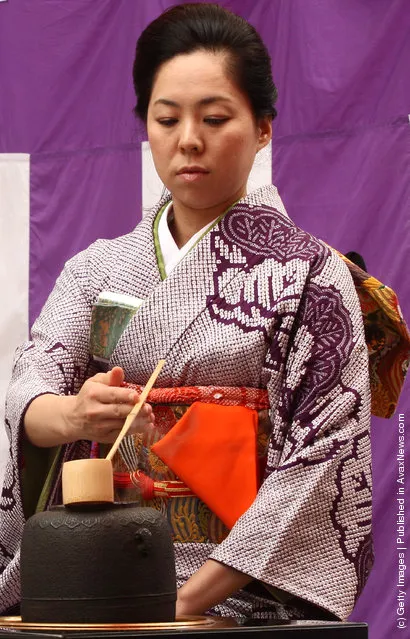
[178,123,204,154]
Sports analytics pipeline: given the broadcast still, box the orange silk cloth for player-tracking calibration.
[112,386,270,532]
[152,402,260,529]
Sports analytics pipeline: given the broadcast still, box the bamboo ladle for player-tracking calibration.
[62,359,165,506]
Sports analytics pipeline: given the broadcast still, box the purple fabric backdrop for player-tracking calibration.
[30,144,141,321]
[0,1,409,637]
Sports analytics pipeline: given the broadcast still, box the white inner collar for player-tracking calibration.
[157,202,217,276]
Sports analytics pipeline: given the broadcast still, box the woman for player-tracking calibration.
[0,3,374,622]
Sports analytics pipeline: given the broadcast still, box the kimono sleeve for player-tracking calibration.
[210,251,373,620]
[5,249,98,432]
[0,248,96,613]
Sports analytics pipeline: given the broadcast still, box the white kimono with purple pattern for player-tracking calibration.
[0,185,372,620]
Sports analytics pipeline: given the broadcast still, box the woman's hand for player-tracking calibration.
[175,560,252,617]
[24,366,154,447]
[63,366,154,444]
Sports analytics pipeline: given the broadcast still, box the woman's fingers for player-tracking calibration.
[108,366,125,387]
[68,367,154,443]
[83,397,153,422]
[87,367,140,406]
[90,370,117,384]
[90,366,125,388]
[126,405,155,434]
[88,406,154,443]
[90,385,138,406]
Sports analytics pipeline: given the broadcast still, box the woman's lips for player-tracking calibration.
[176,166,210,183]
[176,170,210,183]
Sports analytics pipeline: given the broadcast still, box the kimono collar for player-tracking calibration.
[157,201,219,277]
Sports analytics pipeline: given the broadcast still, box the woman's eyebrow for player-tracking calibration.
[199,96,232,105]
[153,96,232,107]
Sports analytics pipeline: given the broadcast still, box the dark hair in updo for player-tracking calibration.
[133,3,278,123]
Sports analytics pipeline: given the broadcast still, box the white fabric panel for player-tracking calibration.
[0,154,30,485]
[142,141,164,213]
[141,140,272,212]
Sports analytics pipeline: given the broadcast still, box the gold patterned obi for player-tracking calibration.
[93,386,270,545]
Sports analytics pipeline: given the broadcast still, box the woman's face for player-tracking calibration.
[147,50,271,216]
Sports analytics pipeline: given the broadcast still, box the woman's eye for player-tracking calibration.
[158,118,178,127]
[204,117,229,126]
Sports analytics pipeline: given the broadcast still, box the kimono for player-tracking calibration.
[0,185,380,620]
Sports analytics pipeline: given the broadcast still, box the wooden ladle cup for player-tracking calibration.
[62,458,114,506]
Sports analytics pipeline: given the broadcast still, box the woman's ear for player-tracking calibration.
[256,116,272,151]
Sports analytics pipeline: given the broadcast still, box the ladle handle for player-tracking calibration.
[106,359,166,461]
